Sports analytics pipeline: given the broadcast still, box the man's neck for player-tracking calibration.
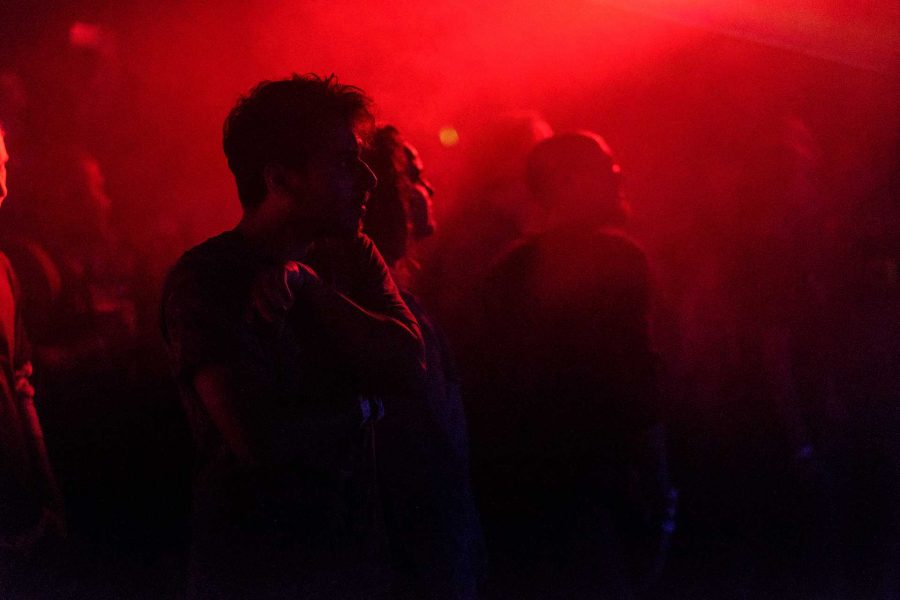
[388,259,415,292]
[236,211,313,263]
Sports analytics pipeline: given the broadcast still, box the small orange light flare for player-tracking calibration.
[439,126,460,147]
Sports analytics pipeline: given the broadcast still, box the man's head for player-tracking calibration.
[402,140,436,240]
[0,123,8,207]
[223,74,376,237]
[362,126,435,265]
[526,131,628,227]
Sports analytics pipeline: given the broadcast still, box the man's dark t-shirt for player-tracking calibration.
[467,226,662,598]
[161,231,410,598]
[478,226,659,506]
[376,291,485,599]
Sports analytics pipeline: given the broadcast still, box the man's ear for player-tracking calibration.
[263,163,289,196]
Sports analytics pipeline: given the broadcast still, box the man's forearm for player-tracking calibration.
[301,279,425,392]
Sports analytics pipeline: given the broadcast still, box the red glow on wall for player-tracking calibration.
[69,22,102,48]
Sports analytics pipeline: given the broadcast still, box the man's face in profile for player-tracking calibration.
[0,132,8,207]
[294,120,377,238]
[402,142,435,239]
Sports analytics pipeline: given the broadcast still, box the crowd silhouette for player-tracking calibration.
[0,60,897,600]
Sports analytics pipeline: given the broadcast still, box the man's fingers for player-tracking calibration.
[253,294,284,323]
[15,361,33,379]
[247,260,321,323]
[16,378,35,398]
[248,266,297,323]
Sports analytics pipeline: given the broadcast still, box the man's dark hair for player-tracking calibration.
[526,131,629,225]
[362,125,408,265]
[223,73,373,208]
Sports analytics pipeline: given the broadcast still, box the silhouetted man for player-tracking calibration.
[423,111,552,387]
[161,75,424,599]
[0,123,65,596]
[363,125,485,599]
[477,132,674,598]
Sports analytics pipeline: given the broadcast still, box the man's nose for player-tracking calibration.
[421,177,435,198]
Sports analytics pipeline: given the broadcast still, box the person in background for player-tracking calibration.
[363,125,485,599]
[478,131,675,598]
[421,111,553,404]
[0,122,65,596]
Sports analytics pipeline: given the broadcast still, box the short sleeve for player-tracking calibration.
[313,235,419,335]
[161,263,244,383]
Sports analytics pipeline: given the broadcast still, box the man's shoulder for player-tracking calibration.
[160,231,257,355]
[590,228,650,276]
[487,235,540,282]
[594,227,646,254]
[162,231,253,312]
[0,250,20,298]
[168,230,246,280]
[175,230,245,271]
[0,250,15,281]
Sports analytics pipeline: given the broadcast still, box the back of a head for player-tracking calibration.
[526,131,627,226]
[222,73,373,209]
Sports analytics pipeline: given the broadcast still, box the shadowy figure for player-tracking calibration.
[363,125,485,599]
[670,116,847,597]
[0,148,141,370]
[0,147,156,569]
[2,67,189,596]
[0,123,65,597]
[161,75,425,599]
[475,132,674,599]
[423,111,552,371]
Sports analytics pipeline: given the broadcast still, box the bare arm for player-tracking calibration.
[165,265,363,469]
[296,268,425,393]
[193,365,257,465]
[254,237,425,394]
